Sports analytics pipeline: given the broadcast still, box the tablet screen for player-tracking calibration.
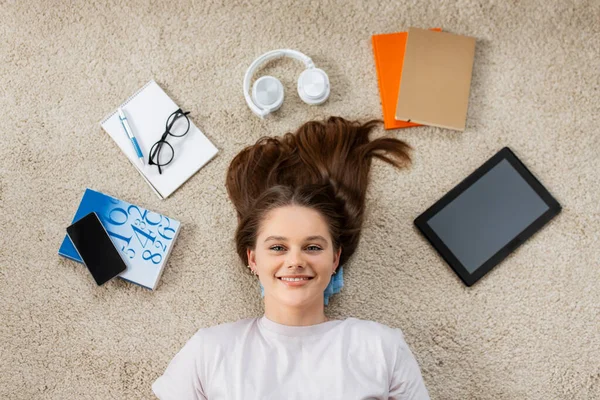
[427,159,550,274]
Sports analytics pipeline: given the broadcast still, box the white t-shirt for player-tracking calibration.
[153,316,429,400]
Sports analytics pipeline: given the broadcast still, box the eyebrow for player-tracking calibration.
[263,235,328,243]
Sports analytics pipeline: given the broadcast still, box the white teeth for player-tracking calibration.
[280,277,310,281]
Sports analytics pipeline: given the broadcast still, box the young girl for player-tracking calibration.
[153,117,430,399]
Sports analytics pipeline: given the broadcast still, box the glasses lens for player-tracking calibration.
[167,112,190,137]
[150,141,174,166]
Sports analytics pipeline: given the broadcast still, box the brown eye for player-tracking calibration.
[306,245,322,251]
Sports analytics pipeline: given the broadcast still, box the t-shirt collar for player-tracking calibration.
[258,315,342,337]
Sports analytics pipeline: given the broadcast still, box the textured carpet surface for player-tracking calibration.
[1,0,599,399]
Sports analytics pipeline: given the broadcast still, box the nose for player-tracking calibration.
[285,247,305,268]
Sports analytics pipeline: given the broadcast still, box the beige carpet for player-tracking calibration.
[1,0,599,398]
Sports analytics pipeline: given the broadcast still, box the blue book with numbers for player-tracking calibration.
[58,188,181,290]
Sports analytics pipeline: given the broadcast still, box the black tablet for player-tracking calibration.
[414,147,561,286]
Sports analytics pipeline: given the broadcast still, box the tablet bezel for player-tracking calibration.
[414,147,562,286]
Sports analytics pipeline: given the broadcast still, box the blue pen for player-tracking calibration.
[118,107,144,166]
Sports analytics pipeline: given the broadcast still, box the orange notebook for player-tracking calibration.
[372,28,442,130]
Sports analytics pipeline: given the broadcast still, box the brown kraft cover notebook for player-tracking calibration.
[395,27,476,131]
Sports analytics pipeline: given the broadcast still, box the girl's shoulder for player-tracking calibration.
[339,317,407,341]
[193,317,259,342]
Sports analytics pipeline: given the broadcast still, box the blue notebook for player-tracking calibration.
[59,189,181,290]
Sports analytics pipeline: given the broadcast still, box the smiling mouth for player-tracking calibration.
[277,276,314,286]
[278,277,314,281]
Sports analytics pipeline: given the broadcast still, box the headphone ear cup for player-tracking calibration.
[297,68,330,105]
[252,76,284,113]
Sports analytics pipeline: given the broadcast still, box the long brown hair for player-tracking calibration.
[225,116,411,269]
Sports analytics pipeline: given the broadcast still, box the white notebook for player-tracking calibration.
[100,80,218,199]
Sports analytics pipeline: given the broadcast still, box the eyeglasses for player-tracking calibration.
[148,108,191,174]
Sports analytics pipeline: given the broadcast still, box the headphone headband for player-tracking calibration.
[243,49,315,118]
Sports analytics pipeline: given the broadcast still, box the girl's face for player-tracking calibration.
[247,205,341,308]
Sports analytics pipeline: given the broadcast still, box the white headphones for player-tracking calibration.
[243,49,330,118]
